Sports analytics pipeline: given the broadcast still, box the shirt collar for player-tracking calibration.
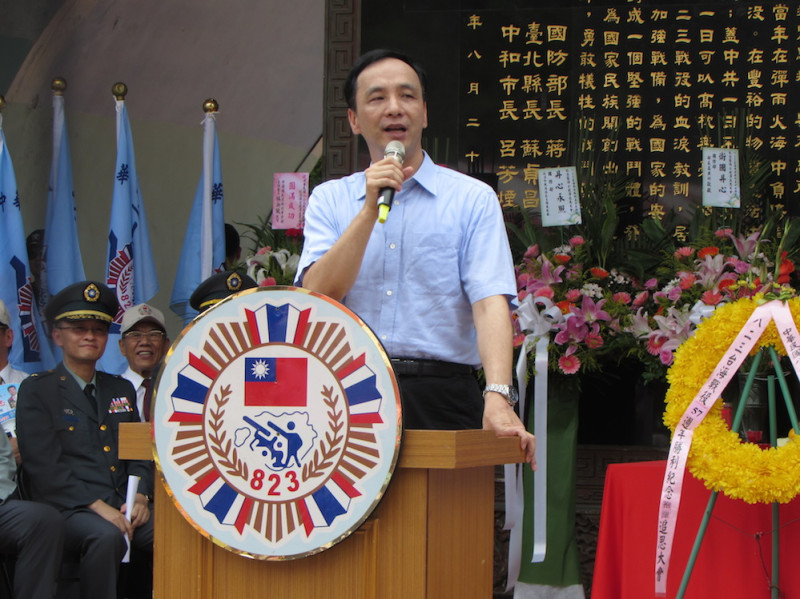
[63,363,97,390]
[412,152,437,196]
[123,367,145,389]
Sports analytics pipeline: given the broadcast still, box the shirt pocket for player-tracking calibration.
[404,233,462,296]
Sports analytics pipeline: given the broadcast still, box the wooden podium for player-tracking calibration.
[121,423,525,599]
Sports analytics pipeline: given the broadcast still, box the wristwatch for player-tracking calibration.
[483,384,519,407]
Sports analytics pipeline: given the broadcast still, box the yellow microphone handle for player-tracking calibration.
[378,203,390,223]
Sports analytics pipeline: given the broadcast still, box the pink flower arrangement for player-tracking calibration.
[513,222,800,382]
[237,210,306,287]
[245,247,301,287]
[514,238,640,376]
[625,225,799,380]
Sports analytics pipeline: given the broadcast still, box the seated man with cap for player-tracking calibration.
[190,270,257,313]
[119,303,170,422]
[16,281,154,599]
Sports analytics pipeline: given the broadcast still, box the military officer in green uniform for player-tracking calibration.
[17,281,153,599]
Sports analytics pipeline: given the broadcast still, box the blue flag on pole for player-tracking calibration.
[170,111,225,324]
[42,92,85,307]
[0,114,56,373]
[98,99,159,374]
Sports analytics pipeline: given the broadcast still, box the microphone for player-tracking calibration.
[377,141,406,224]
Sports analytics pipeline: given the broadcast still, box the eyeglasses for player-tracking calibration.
[123,330,166,341]
[57,325,109,336]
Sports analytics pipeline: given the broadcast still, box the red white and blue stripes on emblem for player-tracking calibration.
[168,354,216,423]
[187,470,253,532]
[297,471,362,534]
[245,302,309,346]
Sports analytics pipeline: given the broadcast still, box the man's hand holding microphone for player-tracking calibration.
[364,141,409,223]
[376,141,406,223]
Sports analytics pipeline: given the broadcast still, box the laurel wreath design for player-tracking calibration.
[207,385,249,481]
[301,386,344,481]
[109,252,134,322]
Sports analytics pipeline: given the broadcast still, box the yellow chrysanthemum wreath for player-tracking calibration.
[664,296,800,504]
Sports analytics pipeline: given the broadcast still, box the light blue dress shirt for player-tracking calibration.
[296,153,516,367]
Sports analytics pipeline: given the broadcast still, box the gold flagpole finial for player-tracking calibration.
[203,98,219,113]
[0,95,5,113]
[52,77,67,95]
[112,82,128,100]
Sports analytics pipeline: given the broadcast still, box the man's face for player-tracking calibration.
[119,321,169,378]
[347,57,428,168]
[28,252,42,280]
[52,320,109,364]
[0,326,11,368]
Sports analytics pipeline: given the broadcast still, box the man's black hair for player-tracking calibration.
[225,223,240,263]
[344,49,427,111]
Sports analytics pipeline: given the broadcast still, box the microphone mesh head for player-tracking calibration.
[384,141,405,163]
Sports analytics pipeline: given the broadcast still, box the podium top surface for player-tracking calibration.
[119,423,525,469]
[398,429,526,468]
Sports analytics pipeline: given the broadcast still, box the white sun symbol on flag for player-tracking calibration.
[250,359,271,379]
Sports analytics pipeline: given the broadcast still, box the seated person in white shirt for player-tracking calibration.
[0,300,27,386]
[118,304,170,422]
[0,300,28,463]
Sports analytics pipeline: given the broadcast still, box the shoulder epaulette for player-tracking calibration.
[28,369,54,379]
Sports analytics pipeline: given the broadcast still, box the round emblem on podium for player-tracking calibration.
[153,287,402,559]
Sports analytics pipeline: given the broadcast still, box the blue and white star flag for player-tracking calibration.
[42,92,85,308]
[98,98,159,374]
[169,110,225,324]
[0,114,56,372]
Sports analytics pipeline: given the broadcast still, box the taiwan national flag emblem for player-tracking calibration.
[244,357,307,407]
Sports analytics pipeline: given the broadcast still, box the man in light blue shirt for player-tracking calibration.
[296,49,535,467]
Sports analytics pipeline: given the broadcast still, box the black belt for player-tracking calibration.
[390,358,475,377]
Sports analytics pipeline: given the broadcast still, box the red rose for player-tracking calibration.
[697,246,719,258]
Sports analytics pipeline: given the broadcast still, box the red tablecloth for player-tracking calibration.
[591,460,800,599]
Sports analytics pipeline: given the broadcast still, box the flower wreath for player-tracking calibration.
[664,297,800,504]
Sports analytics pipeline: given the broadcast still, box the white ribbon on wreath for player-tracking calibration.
[688,299,717,325]
[506,294,565,590]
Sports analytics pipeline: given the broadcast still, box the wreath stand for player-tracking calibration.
[676,347,800,599]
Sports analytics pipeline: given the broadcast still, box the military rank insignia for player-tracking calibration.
[153,287,402,559]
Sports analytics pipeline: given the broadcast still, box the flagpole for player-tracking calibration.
[51,78,66,170]
[169,98,225,323]
[201,99,218,281]
[112,82,128,99]
[41,77,65,313]
[43,75,85,302]
[99,80,159,374]
[112,82,127,139]
[99,80,131,376]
